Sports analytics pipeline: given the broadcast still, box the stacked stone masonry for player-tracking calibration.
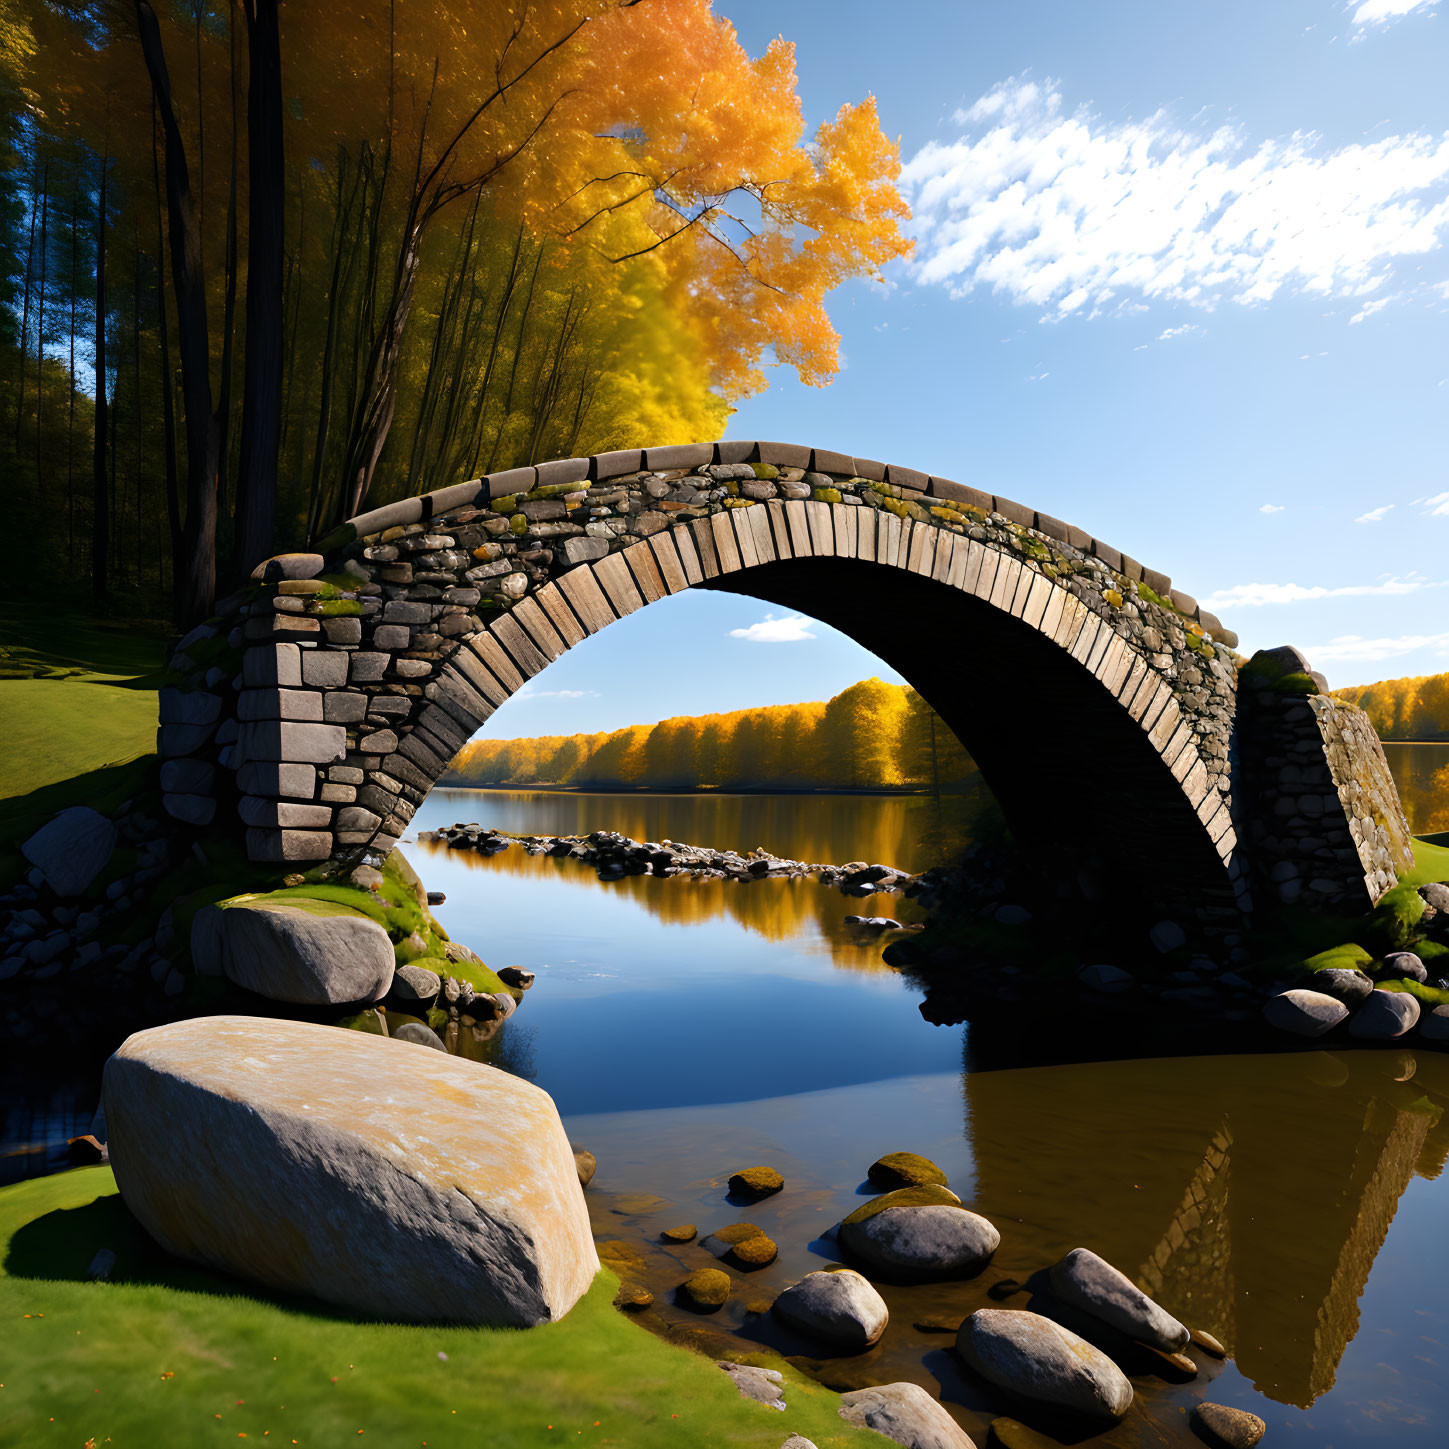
[153,439,1408,915]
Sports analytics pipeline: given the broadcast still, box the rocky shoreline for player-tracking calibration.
[420,823,917,894]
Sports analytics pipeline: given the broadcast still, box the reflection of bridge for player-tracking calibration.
[962,1051,1449,1407]
[160,441,1414,922]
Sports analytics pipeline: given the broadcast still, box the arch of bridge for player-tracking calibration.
[154,440,1262,919]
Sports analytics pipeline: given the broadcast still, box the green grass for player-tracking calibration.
[0,1169,876,1449]
[0,597,166,829]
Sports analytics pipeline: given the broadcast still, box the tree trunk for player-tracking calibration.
[15,151,37,447]
[91,154,109,606]
[233,0,285,578]
[152,99,182,611]
[135,0,218,626]
[34,158,50,494]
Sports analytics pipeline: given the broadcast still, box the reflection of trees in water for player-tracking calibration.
[1381,743,1449,833]
[962,1052,1449,1409]
[414,834,914,972]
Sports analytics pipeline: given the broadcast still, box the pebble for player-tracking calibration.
[1192,1328,1227,1358]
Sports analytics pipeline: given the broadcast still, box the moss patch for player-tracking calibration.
[1381,978,1449,1007]
[842,1182,961,1227]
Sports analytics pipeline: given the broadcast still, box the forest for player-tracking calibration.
[444,677,977,793]
[1338,670,1449,741]
[0,0,909,624]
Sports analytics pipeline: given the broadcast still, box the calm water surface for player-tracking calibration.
[407,787,1449,1448]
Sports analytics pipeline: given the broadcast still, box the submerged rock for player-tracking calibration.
[1349,989,1420,1039]
[956,1309,1132,1420]
[1262,988,1347,1037]
[773,1269,888,1350]
[103,1016,597,1325]
[837,1382,976,1449]
[838,1184,997,1279]
[661,1223,698,1243]
[868,1151,949,1190]
[1047,1247,1189,1352]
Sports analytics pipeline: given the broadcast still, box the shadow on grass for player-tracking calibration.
[0,754,155,847]
[6,1191,374,1326]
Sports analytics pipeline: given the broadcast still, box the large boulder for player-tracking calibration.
[837,1185,998,1279]
[103,1016,598,1326]
[22,806,116,897]
[1047,1247,1188,1352]
[191,897,395,1004]
[773,1270,888,1350]
[956,1309,1132,1420]
[837,1382,976,1449]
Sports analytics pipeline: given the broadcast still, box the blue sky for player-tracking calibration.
[484,0,1449,740]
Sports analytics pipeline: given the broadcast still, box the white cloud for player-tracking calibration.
[1260,503,1285,513]
[900,77,1449,319]
[1158,324,1200,341]
[1416,490,1449,514]
[1200,574,1446,608]
[1305,630,1449,664]
[1354,503,1395,522]
[728,613,818,643]
[1351,0,1438,28]
[513,685,600,700]
[1349,295,1394,323]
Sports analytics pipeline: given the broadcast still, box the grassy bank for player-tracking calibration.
[0,1169,875,1449]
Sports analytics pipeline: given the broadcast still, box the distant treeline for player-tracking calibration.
[1339,672,1449,741]
[445,679,975,793]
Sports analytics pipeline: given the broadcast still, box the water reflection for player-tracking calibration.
[572,1049,1449,1443]
[1383,742,1449,834]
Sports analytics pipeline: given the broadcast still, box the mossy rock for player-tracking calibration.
[811,486,842,504]
[335,1009,386,1036]
[318,599,362,617]
[598,1239,649,1273]
[490,494,518,514]
[661,1224,698,1243]
[1367,883,1426,953]
[842,1182,962,1228]
[679,1268,731,1312]
[750,462,780,480]
[436,955,507,996]
[728,1234,778,1268]
[867,1151,949,1191]
[708,1222,766,1248]
[613,1282,654,1312]
[1381,978,1449,1007]
[728,1166,783,1199]
[509,514,528,535]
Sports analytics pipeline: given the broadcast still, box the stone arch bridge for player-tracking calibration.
[157,441,1414,927]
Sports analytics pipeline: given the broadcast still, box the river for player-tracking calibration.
[400,783,1449,1448]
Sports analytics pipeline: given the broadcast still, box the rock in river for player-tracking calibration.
[1192,1402,1266,1448]
[837,1382,976,1449]
[773,1269,889,1351]
[103,1016,597,1326]
[572,1146,597,1188]
[1349,989,1420,1039]
[1047,1247,1189,1352]
[956,1308,1132,1420]
[868,1151,949,1190]
[1262,988,1347,1037]
[837,1184,998,1279]
[680,1268,730,1312]
[728,1165,784,1199]
[191,897,395,1005]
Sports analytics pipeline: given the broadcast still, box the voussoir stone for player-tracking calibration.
[1349,989,1421,1039]
[838,1184,997,1278]
[837,1382,976,1449]
[1047,1247,1189,1352]
[191,898,395,1005]
[773,1269,889,1350]
[957,1309,1132,1419]
[21,806,117,898]
[103,1016,599,1325]
[1262,988,1348,1037]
